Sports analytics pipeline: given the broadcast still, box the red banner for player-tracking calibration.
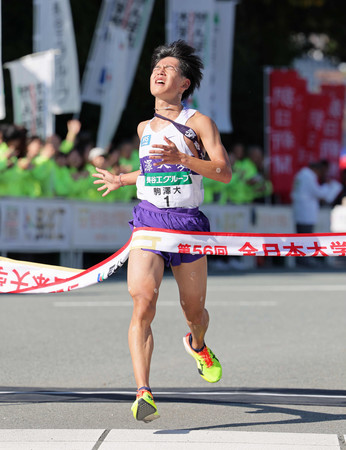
[319,84,345,179]
[298,92,329,170]
[268,69,307,202]
[267,71,345,200]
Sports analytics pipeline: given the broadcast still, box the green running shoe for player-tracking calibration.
[183,332,222,383]
[131,389,160,423]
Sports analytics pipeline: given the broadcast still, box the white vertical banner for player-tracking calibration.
[211,0,237,133]
[97,24,128,148]
[166,0,237,133]
[33,0,81,114]
[81,0,154,145]
[0,0,5,120]
[4,51,55,139]
[166,0,215,116]
[82,0,155,104]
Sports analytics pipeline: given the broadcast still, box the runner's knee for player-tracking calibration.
[180,297,207,324]
[130,290,158,323]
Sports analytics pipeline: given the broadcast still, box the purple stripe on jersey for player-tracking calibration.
[154,112,204,160]
[140,155,187,173]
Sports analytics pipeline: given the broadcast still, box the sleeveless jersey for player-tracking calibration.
[136,108,205,209]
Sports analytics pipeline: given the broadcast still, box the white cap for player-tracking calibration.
[88,147,106,161]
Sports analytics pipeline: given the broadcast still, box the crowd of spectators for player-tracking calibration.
[0,120,272,204]
[0,120,139,203]
[204,142,272,204]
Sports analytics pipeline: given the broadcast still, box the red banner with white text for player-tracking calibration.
[267,70,345,201]
[267,69,307,203]
[298,93,329,171]
[319,84,345,179]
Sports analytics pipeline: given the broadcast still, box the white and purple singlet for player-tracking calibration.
[136,108,205,209]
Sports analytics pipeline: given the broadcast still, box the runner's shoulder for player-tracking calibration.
[137,120,150,139]
[188,111,216,135]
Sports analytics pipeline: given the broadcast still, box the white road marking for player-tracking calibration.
[155,391,346,400]
[105,429,340,447]
[0,429,340,449]
[0,388,344,400]
[53,300,277,308]
[208,284,346,292]
[52,283,346,307]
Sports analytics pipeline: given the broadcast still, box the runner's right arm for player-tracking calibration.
[92,121,146,197]
[92,168,140,197]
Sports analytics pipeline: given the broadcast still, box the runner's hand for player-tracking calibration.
[92,167,121,196]
[150,137,183,166]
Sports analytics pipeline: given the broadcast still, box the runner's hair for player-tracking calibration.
[151,40,204,100]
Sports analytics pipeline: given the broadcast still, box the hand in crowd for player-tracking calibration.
[65,119,82,144]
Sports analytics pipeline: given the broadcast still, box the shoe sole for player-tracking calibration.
[183,335,195,358]
[136,398,160,423]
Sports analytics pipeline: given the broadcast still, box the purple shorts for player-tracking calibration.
[129,200,210,267]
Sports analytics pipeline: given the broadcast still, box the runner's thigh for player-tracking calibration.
[127,249,165,300]
[172,256,207,306]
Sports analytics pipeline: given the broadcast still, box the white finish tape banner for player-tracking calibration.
[1,227,346,294]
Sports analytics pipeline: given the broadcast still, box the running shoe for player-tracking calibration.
[183,332,222,383]
[131,389,160,423]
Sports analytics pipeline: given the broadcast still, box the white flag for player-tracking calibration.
[82,0,154,118]
[0,0,5,120]
[4,51,55,139]
[211,0,237,133]
[97,25,128,148]
[33,0,81,114]
[166,0,215,116]
[166,0,237,133]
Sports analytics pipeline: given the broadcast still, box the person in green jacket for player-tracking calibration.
[116,138,140,202]
[52,152,75,197]
[31,135,61,197]
[83,147,118,202]
[0,125,29,197]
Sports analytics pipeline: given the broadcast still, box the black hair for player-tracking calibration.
[309,159,330,170]
[3,124,27,143]
[319,158,329,169]
[151,40,203,100]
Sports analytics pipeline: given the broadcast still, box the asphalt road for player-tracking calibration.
[0,266,345,437]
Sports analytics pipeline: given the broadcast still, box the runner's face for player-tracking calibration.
[150,56,190,100]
